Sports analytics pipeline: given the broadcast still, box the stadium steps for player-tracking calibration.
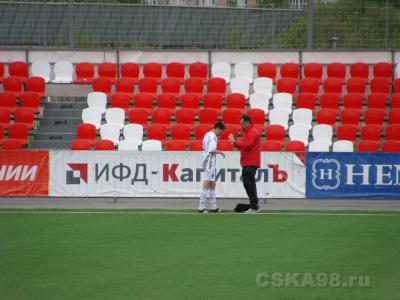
[30,101,86,149]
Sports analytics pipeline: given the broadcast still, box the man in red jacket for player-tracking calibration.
[229,115,261,213]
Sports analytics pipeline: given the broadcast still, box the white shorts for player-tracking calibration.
[201,157,216,182]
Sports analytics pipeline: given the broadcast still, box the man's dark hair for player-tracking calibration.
[213,121,226,130]
[240,115,252,124]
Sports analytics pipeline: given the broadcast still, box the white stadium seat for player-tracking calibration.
[333,140,354,152]
[31,61,51,82]
[105,107,125,129]
[269,108,289,130]
[142,139,162,151]
[249,93,269,114]
[87,92,107,114]
[52,61,73,83]
[211,61,231,83]
[234,62,254,83]
[230,77,250,99]
[308,140,330,152]
[100,123,121,145]
[123,124,143,145]
[273,92,293,114]
[82,107,102,129]
[118,139,140,151]
[289,124,310,146]
[292,108,313,130]
[312,124,333,146]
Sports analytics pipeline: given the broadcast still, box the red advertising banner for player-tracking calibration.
[0,151,49,196]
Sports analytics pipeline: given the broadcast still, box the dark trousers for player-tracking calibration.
[242,166,259,209]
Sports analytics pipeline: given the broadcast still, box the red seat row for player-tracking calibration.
[1,76,46,98]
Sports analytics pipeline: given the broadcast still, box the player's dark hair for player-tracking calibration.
[240,114,252,124]
[213,121,226,130]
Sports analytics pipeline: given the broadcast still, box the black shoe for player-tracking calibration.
[198,208,208,214]
[209,208,223,213]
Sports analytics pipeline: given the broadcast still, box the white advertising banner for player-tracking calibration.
[49,151,305,198]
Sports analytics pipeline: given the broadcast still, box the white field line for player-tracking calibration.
[0,211,398,217]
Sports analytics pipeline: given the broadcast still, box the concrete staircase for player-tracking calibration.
[30,101,87,149]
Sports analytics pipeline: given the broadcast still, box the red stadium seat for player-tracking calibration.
[381,140,400,152]
[128,108,149,128]
[373,62,392,79]
[226,93,246,111]
[3,76,23,98]
[189,62,208,83]
[388,108,400,125]
[363,108,385,125]
[370,77,391,94]
[138,77,158,96]
[161,78,180,97]
[222,108,241,129]
[2,139,23,150]
[180,93,200,112]
[166,140,186,151]
[27,76,46,98]
[194,124,213,140]
[175,108,196,125]
[203,93,223,110]
[111,93,131,112]
[285,140,305,152]
[336,124,359,143]
[340,108,361,126]
[0,123,4,142]
[151,108,172,126]
[357,140,379,152]
[8,123,29,145]
[76,123,97,145]
[394,78,400,94]
[323,78,343,95]
[299,78,319,95]
[94,139,115,150]
[319,93,340,110]
[327,62,346,80]
[277,78,297,95]
[217,140,234,151]
[98,62,117,82]
[133,93,153,112]
[385,124,400,140]
[346,77,367,95]
[8,61,28,83]
[143,62,162,83]
[14,108,35,129]
[198,108,219,124]
[316,108,337,127]
[350,62,369,79]
[257,62,277,81]
[189,139,203,151]
[156,93,176,112]
[165,140,186,151]
[343,93,364,110]
[303,62,323,80]
[280,63,299,81]
[184,78,204,96]
[367,93,387,110]
[120,62,139,83]
[261,140,281,151]
[166,62,185,83]
[170,124,191,144]
[0,91,17,113]
[296,93,317,110]
[70,139,92,150]
[115,77,135,98]
[0,108,11,129]
[265,124,285,146]
[74,62,95,84]
[390,93,400,109]
[246,108,265,129]
[207,77,226,97]
[146,124,167,144]
[92,77,112,97]
[19,92,40,114]
[360,124,382,141]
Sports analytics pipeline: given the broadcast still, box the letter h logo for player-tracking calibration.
[311,159,341,190]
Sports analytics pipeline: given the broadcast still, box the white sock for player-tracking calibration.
[209,190,217,210]
[199,189,208,210]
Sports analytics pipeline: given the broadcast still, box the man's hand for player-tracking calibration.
[228,134,235,144]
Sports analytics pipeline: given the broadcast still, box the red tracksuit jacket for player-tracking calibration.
[233,125,261,168]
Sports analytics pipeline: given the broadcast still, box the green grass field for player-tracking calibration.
[1,210,399,300]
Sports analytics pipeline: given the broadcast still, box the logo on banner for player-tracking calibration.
[66,163,88,184]
[311,159,341,190]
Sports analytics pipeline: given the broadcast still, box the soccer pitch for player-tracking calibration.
[0,210,399,300]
